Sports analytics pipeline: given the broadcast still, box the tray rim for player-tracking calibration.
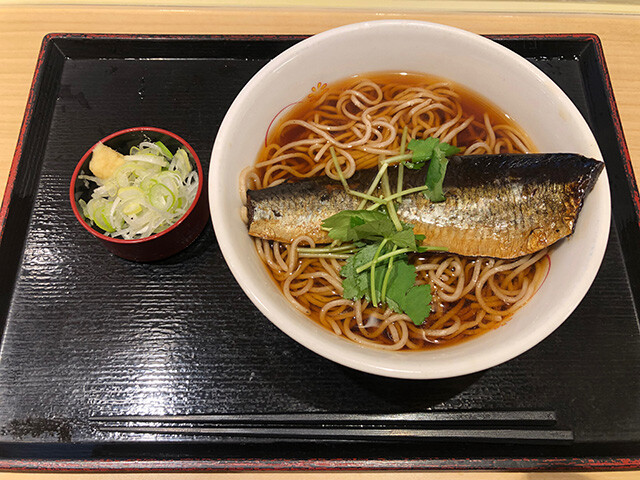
[0,453,639,472]
[0,31,638,472]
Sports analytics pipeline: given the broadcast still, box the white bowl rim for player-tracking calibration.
[209,20,611,379]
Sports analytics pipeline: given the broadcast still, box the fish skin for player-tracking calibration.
[246,153,604,258]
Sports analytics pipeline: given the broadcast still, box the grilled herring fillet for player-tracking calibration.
[246,153,604,259]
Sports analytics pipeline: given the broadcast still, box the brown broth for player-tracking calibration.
[298,254,549,351]
[260,71,534,167]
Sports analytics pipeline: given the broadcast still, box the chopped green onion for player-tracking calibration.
[173,148,192,180]
[122,201,143,216]
[82,140,199,239]
[91,200,116,233]
[155,141,173,159]
[124,153,169,167]
[149,183,176,211]
[117,186,145,201]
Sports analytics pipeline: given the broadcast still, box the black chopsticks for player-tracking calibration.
[90,410,573,443]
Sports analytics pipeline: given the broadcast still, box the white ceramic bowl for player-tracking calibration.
[209,20,610,379]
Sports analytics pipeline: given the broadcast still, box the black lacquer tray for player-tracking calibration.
[0,33,639,472]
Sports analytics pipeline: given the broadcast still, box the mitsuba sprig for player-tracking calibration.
[297,134,458,325]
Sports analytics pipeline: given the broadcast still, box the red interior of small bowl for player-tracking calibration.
[70,126,208,261]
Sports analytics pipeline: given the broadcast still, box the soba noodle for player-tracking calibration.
[241,72,550,351]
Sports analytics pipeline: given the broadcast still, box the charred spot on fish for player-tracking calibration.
[246,194,255,225]
[320,192,330,202]
[325,183,344,192]
[272,208,282,218]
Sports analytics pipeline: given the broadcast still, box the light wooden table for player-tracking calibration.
[0,4,639,478]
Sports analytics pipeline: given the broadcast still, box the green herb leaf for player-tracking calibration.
[383,260,416,311]
[403,137,460,203]
[341,247,408,306]
[381,260,433,325]
[424,147,449,202]
[406,137,439,169]
[352,219,397,242]
[324,210,427,253]
[322,210,389,242]
[389,228,422,250]
[340,243,380,300]
[341,243,379,278]
[342,255,432,326]
[400,284,433,325]
[342,270,370,301]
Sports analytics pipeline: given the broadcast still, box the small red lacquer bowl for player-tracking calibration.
[70,127,209,262]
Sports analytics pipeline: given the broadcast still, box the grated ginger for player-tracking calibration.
[89,142,125,180]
